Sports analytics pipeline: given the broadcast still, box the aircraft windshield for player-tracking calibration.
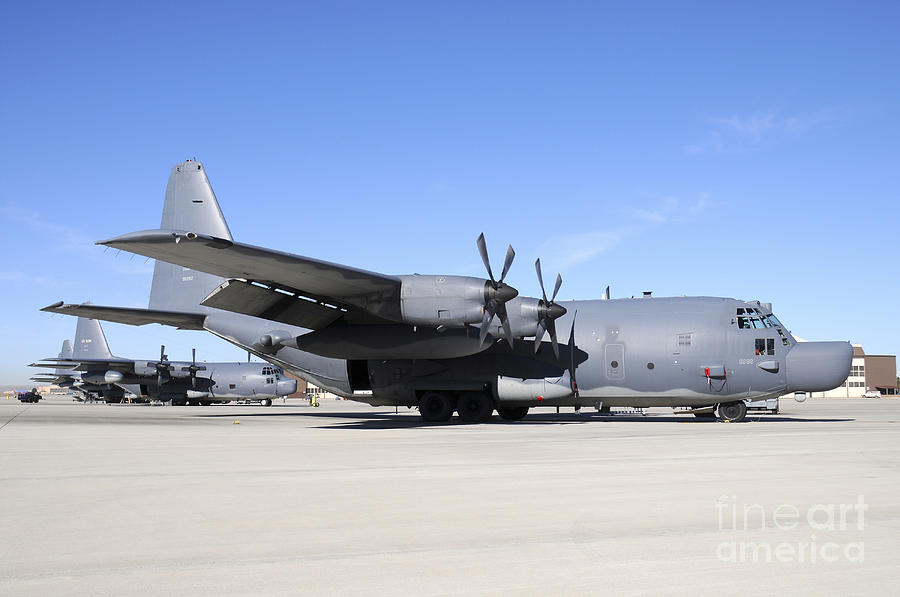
[736,308,770,329]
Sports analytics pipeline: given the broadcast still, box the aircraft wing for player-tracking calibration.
[97,231,403,322]
[41,302,207,330]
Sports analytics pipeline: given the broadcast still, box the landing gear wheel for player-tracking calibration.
[419,392,454,422]
[717,401,747,423]
[260,398,273,407]
[497,406,529,421]
[456,392,494,423]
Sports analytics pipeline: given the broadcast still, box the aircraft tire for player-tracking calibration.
[456,392,494,423]
[717,401,747,423]
[260,398,273,407]
[497,406,529,421]
[419,392,454,422]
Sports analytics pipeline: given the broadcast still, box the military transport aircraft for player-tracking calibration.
[31,315,297,405]
[43,160,852,423]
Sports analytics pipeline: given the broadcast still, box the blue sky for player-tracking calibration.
[2,2,898,385]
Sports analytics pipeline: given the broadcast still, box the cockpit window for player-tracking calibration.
[736,308,771,329]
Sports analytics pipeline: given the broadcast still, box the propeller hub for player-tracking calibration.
[545,303,567,320]
[489,282,519,304]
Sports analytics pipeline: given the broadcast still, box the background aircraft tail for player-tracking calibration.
[73,317,114,359]
[148,161,232,314]
[54,339,74,376]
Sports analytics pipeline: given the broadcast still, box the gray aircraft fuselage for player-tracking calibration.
[44,160,852,421]
[194,295,849,409]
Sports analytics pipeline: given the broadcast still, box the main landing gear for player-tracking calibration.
[419,392,455,422]
[716,401,747,423]
[456,392,494,423]
[418,391,528,423]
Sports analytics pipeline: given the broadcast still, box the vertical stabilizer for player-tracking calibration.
[149,161,232,313]
[55,340,74,376]
[74,317,115,359]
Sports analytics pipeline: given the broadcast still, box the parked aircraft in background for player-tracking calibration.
[44,160,851,422]
[31,316,296,405]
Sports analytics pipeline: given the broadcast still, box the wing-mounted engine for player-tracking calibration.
[397,274,499,327]
[496,259,568,358]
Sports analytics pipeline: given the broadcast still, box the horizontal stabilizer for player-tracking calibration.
[42,302,206,330]
[29,361,80,369]
[28,357,135,372]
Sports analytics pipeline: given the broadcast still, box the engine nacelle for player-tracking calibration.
[398,275,488,327]
[506,297,542,338]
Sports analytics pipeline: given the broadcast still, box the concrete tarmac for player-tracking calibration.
[1,397,898,596]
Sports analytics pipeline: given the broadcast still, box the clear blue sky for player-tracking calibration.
[2,2,898,385]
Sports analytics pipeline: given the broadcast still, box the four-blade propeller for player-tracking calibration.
[147,344,172,387]
[476,233,518,348]
[181,347,207,388]
[534,258,567,359]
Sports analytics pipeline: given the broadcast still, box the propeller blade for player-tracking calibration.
[568,311,578,397]
[551,274,562,303]
[535,259,548,303]
[533,320,547,354]
[160,344,166,362]
[499,245,515,282]
[478,307,494,346]
[476,233,495,284]
[497,303,514,349]
[548,319,559,360]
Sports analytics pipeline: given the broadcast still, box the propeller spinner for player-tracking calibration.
[476,233,518,348]
[534,258,567,359]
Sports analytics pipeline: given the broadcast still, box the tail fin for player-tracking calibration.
[74,317,114,359]
[149,160,232,314]
[54,339,74,376]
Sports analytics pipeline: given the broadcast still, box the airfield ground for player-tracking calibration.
[1,397,898,596]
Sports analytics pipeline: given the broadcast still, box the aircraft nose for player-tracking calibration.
[277,379,297,396]
[785,341,853,392]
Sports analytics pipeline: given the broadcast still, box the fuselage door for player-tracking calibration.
[605,344,624,381]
